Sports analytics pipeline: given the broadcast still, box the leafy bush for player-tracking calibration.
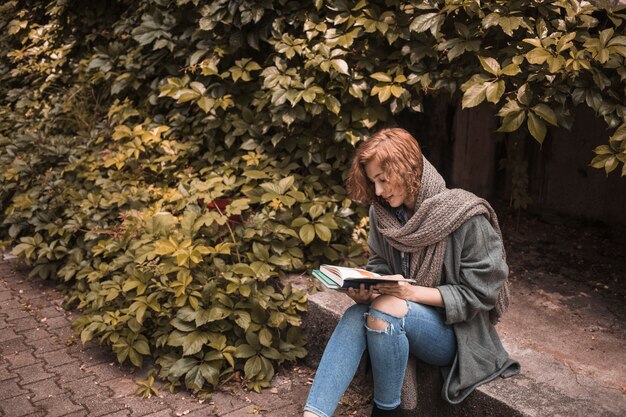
[1,0,624,393]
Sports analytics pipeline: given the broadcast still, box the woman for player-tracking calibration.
[303,128,519,417]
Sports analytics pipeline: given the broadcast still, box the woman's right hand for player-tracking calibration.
[346,284,377,304]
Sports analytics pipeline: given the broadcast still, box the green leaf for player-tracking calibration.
[184,365,205,391]
[500,63,521,76]
[235,311,252,331]
[182,331,210,356]
[208,306,229,322]
[478,56,500,76]
[259,328,273,347]
[169,357,199,378]
[390,85,405,98]
[299,224,316,245]
[590,154,610,168]
[244,355,263,379]
[314,224,332,242]
[331,59,349,75]
[377,86,392,103]
[461,82,489,108]
[197,96,212,113]
[498,111,526,133]
[526,48,552,65]
[604,156,618,174]
[531,104,558,126]
[235,344,257,359]
[199,363,220,387]
[309,205,324,219]
[410,13,440,33]
[486,80,505,104]
[134,339,150,355]
[370,72,392,82]
[528,112,547,143]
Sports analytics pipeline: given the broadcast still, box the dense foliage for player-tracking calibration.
[1,0,624,393]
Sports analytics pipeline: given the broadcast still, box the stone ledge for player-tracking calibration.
[292,277,625,417]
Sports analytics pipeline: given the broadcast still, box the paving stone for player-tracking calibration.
[271,402,308,417]
[220,404,274,416]
[9,280,40,293]
[68,344,115,366]
[65,375,112,399]
[32,395,86,417]
[43,315,72,330]
[101,376,140,397]
[154,391,210,415]
[0,360,18,381]
[141,410,176,417]
[77,394,139,417]
[87,411,130,417]
[48,323,76,340]
[31,333,64,354]
[2,307,32,321]
[50,361,90,384]
[123,395,172,417]
[0,327,22,345]
[15,362,55,385]
[0,377,30,400]
[23,326,56,344]
[84,362,128,383]
[171,405,217,417]
[5,348,37,370]
[0,393,39,416]
[60,411,89,417]
[0,318,10,330]
[24,377,65,402]
[12,316,40,332]
[38,305,67,319]
[41,347,78,368]
[204,391,248,415]
[0,290,12,301]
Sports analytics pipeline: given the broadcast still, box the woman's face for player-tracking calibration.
[364,159,415,210]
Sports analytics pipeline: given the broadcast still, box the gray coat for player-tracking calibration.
[366,206,520,404]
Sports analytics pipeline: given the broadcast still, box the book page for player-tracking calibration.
[320,265,380,281]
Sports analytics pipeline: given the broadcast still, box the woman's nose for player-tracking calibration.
[375,183,383,196]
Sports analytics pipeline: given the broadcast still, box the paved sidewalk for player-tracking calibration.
[0,255,370,417]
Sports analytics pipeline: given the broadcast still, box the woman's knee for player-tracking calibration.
[367,296,408,330]
[342,303,368,322]
[371,295,408,317]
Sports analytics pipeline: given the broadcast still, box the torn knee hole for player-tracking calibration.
[366,315,390,330]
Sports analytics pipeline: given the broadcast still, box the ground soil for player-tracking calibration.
[494,202,626,395]
[496,202,626,322]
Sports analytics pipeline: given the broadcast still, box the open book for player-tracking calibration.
[312,264,415,291]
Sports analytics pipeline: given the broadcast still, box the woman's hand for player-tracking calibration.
[346,284,377,304]
[375,281,416,300]
[376,282,445,307]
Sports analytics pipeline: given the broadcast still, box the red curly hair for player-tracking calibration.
[346,128,424,204]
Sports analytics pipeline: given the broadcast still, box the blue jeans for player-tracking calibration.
[304,301,457,417]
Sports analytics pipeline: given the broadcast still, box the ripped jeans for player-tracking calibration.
[304,300,456,417]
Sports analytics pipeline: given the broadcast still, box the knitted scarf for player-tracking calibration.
[373,158,510,323]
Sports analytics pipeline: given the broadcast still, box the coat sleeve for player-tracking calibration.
[365,206,395,276]
[437,216,509,325]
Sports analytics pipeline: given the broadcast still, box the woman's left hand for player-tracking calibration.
[375,281,416,300]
